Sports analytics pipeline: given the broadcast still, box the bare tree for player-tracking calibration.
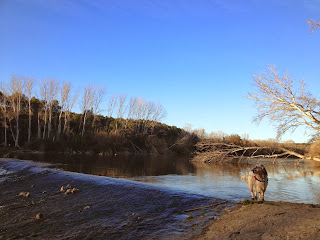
[307,18,320,33]
[39,79,49,139]
[8,75,24,147]
[80,85,96,137]
[92,86,105,130]
[142,100,155,134]
[57,81,70,139]
[106,94,117,133]
[115,94,127,132]
[248,65,320,140]
[47,79,59,139]
[24,77,36,142]
[150,102,167,134]
[63,88,79,135]
[125,96,138,131]
[0,82,9,146]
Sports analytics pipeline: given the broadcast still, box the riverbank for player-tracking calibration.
[199,201,320,240]
[0,158,231,239]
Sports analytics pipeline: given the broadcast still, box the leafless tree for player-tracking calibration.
[39,79,59,139]
[24,77,36,142]
[307,18,320,33]
[80,85,96,137]
[248,65,320,140]
[63,88,79,135]
[57,81,70,139]
[47,79,59,139]
[125,96,138,130]
[39,79,49,139]
[106,94,117,133]
[0,82,9,146]
[115,94,127,132]
[92,86,105,130]
[142,100,155,134]
[150,102,167,133]
[8,75,24,147]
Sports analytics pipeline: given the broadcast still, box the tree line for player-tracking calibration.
[0,75,194,154]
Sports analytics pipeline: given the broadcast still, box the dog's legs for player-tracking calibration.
[254,185,258,200]
[248,172,255,200]
[260,191,264,202]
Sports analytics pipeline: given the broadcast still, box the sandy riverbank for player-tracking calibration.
[199,201,320,240]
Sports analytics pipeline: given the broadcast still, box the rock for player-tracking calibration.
[71,188,78,194]
[65,189,72,195]
[35,213,43,220]
[19,192,30,197]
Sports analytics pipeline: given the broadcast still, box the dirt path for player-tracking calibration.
[199,201,320,240]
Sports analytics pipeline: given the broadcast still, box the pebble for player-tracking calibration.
[35,213,43,220]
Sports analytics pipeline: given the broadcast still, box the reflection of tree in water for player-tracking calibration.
[12,152,196,178]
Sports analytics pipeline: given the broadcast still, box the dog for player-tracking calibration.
[241,164,268,202]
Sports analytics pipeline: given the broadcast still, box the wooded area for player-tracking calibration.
[0,76,196,155]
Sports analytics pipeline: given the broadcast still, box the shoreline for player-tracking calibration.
[1,158,320,239]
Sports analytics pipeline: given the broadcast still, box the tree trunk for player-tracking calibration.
[38,112,41,139]
[81,111,87,137]
[4,115,7,146]
[15,115,19,147]
[28,101,32,142]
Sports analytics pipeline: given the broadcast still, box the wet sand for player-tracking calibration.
[0,158,231,239]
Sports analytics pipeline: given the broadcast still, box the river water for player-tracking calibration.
[9,152,320,204]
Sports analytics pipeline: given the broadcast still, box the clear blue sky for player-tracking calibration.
[1,0,319,142]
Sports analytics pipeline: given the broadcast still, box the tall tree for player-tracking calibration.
[0,82,9,146]
[248,65,320,140]
[63,88,78,135]
[115,95,127,133]
[92,86,105,130]
[8,75,24,147]
[24,77,36,142]
[47,79,59,139]
[57,81,70,139]
[39,79,49,139]
[80,85,95,137]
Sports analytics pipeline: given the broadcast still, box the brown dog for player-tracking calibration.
[242,164,268,202]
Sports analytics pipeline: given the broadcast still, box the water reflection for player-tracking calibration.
[10,153,320,204]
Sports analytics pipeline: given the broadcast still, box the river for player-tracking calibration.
[9,152,320,204]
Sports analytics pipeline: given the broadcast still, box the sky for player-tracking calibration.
[0,0,320,143]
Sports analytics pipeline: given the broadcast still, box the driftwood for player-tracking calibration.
[192,142,320,163]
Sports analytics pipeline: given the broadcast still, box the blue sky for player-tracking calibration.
[0,0,320,142]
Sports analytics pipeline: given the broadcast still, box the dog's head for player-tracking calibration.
[252,164,268,180]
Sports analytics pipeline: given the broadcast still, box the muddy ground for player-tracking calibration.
[1,158,320,240]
